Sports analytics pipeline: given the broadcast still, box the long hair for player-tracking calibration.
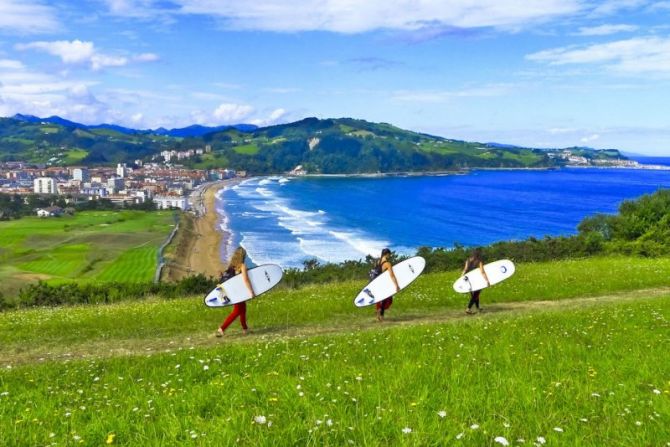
[227,247,247,271]
[469,248,483,264]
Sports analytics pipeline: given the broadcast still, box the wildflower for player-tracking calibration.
[456,432,464,439]
[635,421,642,426]
[536,436,546,444]
[590,392,600,398]
[653,389,661,395]
[326,419,333,427]
[470,424,480,430]
[494,436,510,446]
[437,410,447,418]
[254,415,267,425]
[203,365,209,371]
[402,427,412,434]
[553,427,563,432]
[106,433,116,444]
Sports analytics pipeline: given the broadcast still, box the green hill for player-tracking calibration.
[0,116,626,173]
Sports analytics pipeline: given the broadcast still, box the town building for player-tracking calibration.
[34,177,57,194]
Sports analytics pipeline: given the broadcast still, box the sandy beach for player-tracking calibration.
[162,178,242,281]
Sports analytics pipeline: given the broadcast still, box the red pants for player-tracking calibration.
[376,297,393,311]
[220,302,248,331]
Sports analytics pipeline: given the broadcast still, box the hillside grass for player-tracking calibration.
[0,261,668,446]
[0,211,174,296]
[233,144,260,155]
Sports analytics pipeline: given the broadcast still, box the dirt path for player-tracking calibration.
[4,287,669,366]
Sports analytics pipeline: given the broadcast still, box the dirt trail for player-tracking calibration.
[3,287,669,366]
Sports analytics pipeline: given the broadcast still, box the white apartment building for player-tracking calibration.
[34,177,57,194]
[154,195,189,210]
[116,163,127,178]
[72,168,89,182]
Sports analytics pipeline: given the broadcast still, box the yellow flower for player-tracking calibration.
[106,433,116,444]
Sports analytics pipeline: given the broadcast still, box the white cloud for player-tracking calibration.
[0,0,60,34]
[133,53,160,62]
[526,36,670,75]
[0,59,24,70]
[392,84,513,103]
[590,0,647,16]
[104,0,586,33]
[17,40,95,64]
[575,24,638,36]
[15,40,159,71]
[249,108,287,126]
[213,102,255,122]
[580,133,600,143]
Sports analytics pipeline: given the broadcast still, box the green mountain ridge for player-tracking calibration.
[0,116,626,173]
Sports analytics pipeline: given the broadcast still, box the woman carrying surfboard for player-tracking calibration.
[463,248,489,314]
[216,247,255,337]
[375,248,400,322]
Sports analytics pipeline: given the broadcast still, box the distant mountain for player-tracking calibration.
[153,123,257,137]
[486,142,522,149]
[10,114,256,137]
[0,114,627,172]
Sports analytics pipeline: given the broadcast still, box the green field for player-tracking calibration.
[0,257,669,446]
[233,144,260,155]
[0,211,175,296]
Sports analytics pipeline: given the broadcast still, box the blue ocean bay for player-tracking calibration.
[217,166,670,267]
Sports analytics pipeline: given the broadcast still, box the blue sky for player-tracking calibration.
[1,1,670,154]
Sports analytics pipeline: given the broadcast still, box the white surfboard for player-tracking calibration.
[353,256,426,308]
[204,264,283,307]
[452,259,515,293]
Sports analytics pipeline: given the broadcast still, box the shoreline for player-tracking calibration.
[162,178,243,281]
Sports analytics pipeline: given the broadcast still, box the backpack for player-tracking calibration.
[368,263,382,281]
[219,267,236,283]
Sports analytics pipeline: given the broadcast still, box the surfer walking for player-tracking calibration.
[216,247,255,337]
[463,248,489,314]
[375,248,400,322]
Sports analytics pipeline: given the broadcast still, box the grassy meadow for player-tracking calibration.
[1,256,669,446]
[0,210,175,297]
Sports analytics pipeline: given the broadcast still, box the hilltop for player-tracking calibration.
[0,115,628,173]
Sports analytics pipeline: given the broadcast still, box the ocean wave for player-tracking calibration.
[329,230,388,258]
[255,187,274,197]
[240,231,304,268]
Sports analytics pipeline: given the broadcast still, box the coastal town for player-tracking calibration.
[0,149,651,205]
[0,159,243,214]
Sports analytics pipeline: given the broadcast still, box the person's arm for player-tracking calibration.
[240,264,255,298]
[383,260,400,292]
[479,261,490,286]
[462,260,469,276]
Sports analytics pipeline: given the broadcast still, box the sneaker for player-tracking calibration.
[465,309,475,315]
[215,328,224,337]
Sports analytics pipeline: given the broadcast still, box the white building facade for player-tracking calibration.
[154,195,189,210]
[34,177,57,194]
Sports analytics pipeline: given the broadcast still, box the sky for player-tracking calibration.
[1,1,670,154]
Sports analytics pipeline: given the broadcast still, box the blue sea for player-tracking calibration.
[216,164,670,267]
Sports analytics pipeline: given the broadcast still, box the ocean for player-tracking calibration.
[216,164,670,268]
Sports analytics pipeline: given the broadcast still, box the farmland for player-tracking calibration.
[0,210,175,297]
